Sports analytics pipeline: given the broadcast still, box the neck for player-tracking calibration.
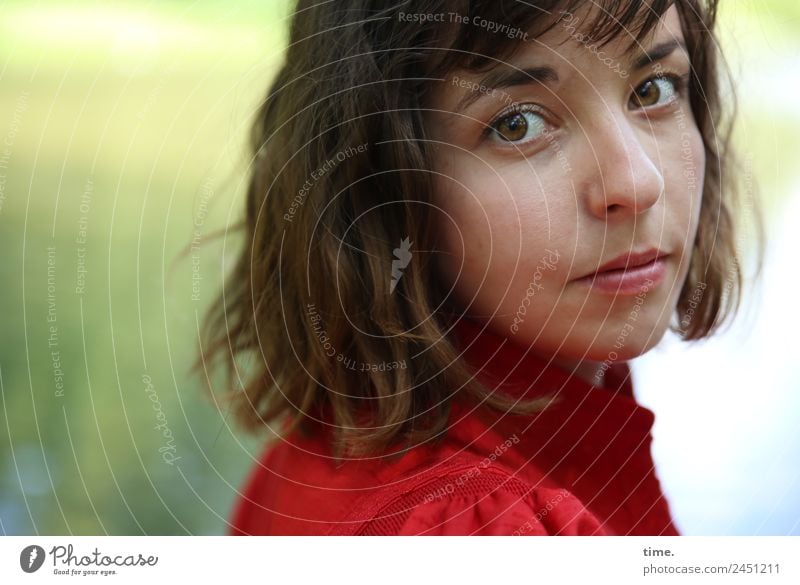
[548,355,608,389]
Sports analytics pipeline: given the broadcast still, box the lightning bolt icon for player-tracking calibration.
[28,547,38,569]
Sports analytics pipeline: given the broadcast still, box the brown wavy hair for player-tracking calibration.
[197,0,763,461]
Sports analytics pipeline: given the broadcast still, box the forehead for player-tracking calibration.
[526,4,686,72]
[426,0,679,74]
[427,5,686,109]
[548,3,685,50]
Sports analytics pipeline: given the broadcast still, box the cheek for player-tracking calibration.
[673,128,705,226]
[668,124,705,189]
[432,164,575,293]
[432,174,509,290]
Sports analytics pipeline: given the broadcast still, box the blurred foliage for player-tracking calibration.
[0,0,291,534]
[0,0,798,534]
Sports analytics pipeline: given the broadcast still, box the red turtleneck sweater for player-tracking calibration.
[228,317,679,535]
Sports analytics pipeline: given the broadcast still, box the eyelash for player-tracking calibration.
[630,71,691,109]
[482,70,691,144]
[482,103,550,143]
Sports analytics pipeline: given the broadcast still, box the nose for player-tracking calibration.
[580,112,664,219]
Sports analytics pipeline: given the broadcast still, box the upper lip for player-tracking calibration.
[580,248,668,278]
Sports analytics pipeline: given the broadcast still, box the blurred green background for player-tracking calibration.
[0,0,291,534]
[1,1,798,534]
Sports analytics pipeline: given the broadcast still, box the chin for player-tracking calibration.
[590,328,668,362]
[553,320,667,362]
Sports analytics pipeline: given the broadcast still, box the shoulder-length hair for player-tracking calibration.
[197,0,761,460]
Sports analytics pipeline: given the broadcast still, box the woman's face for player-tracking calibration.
[426,6,704,379]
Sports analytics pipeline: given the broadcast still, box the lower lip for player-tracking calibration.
[576,257,668,295]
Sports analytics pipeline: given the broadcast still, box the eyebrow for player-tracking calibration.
[631,39,687,69]
[453,66,558,113]
[451,38,688,113]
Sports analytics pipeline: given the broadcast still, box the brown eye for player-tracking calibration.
[629,77,677,109]
[496,113,528,141]
[489,108,548,143]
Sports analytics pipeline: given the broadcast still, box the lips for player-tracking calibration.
[575,248,669,295]
[583,248,668,278]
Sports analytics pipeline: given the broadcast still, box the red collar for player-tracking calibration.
[450,315,635,401]
[444,316,676,535]
[446,315,654,442]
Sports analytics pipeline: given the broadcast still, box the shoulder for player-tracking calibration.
[351,463,608,536]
